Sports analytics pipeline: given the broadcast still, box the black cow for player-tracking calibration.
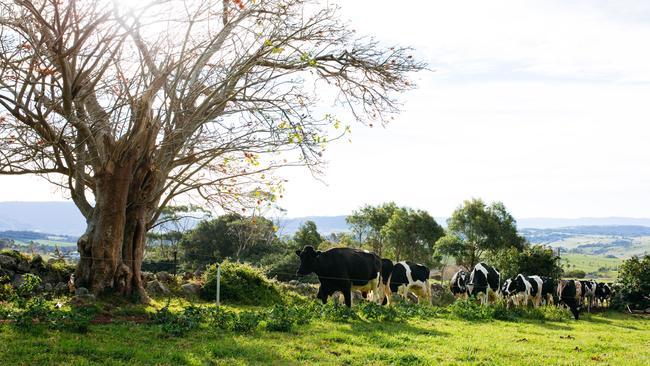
[389,261,431,304]
[467,262,500,305]
[379,258,394,305]
[450,270,468,298]
[595,282,612,308]
[295,246,381,307]
[539,276,556,306]
[557,280,583,320]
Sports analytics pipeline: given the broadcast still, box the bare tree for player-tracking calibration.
[0,0,425,301]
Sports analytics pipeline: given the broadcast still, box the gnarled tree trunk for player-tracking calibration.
[75,158,158,302]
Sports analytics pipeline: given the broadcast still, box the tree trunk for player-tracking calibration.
[75,160,154,302]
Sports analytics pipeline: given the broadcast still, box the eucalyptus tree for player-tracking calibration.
[0,0,424,300]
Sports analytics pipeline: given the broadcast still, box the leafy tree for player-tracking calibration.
[0,0,423,300]
[181,214,278,268]
[490,245,563,280]
[435,198,526,269]
[346,202,398,256]
[293,221,323,250]
[380,208,444,264]
[613,255,650,310]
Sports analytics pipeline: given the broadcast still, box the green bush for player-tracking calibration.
[358,301,399,322]
[613,255,650,311]
[564,269,586,279]
[201,261,283,306]
[233,311,262,333]
[265,304,295,332]
[448,299,494,321]
[153,306,203,337]
[206,306,237,330]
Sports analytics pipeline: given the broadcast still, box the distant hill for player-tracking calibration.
[0,201,85,236]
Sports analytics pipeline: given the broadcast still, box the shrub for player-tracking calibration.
[358,301,398,322]
[564,269,586,279]
[206,306,237,331]
[320,302,360,322]
[233,311,262,333]
[613,255,650,310]
[265,304,294,332]
[448,299,494,321]
[153,306,203,336]
[201,261,283,306]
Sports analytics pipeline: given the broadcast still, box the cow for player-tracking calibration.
[526,275,545,307]
[378,258,395,305]
[501,278,514,306]
[557,280,583,320]
[580,280,597,312]
[595,282,612,308]
[389,261,431,304]
[449,270,468,299]
[539,276,556,306]
[295,246,381,307]
[467,262,500,305]
[503,274,532,307]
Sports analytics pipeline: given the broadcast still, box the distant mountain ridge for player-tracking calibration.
[1,201,650,237]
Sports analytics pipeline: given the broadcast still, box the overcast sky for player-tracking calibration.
[2,0,650,219]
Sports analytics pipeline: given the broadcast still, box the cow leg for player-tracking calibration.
[343,282,352,308]
[317,286,328,304]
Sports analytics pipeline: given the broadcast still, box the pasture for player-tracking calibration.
[1,300,649,366]
[561,253,622,280]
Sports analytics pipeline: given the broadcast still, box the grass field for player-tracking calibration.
[561,253,622,280]
[1,305,649,365]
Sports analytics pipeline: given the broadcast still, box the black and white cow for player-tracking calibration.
[557,280,583,320]
[449,270,468,298]
[501,278,513,306]
[503,274,534,307]
[527,275,545,307]
[580,280,597,312]
[295,246,381,307]
[389,261,431,304]
[595,282,612,308]
[379,258,395,305]
[467,262,500,305]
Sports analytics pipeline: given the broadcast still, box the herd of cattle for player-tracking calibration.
[295,245,615,320]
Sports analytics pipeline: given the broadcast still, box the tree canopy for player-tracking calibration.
[0,0,423,299]
[435,198,526,269]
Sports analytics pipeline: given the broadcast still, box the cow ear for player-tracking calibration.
[295,250,301,257]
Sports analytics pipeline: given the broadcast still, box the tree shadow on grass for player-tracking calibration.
[344,319,450,339]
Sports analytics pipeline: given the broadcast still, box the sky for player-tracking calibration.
[2,0,650,219]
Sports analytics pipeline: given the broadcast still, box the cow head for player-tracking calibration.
[457,271,467,291]
[295,245,321,276]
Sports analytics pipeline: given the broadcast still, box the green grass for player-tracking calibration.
[1,308,649,365]
[561,253,622,280]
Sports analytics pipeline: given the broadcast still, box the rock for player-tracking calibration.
[146,280,170,295]
[182,272,194,281]
[181,283,201,296]
[11,274,26,287]
[288,280,299,286]
[75,287,90,296]
[15,260,30,273]
[70,294,96,305]
[194,270,204,279]
[155,271,173,283]
[43,282,53,292]
[141,271,155,282]
[54,282,68,294]
[0,254,17,268]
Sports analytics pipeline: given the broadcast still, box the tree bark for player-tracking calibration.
[75,159,154,302]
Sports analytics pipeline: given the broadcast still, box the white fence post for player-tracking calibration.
[216,263,221,307]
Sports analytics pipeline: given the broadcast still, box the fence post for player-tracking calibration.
[216,263,221,307]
